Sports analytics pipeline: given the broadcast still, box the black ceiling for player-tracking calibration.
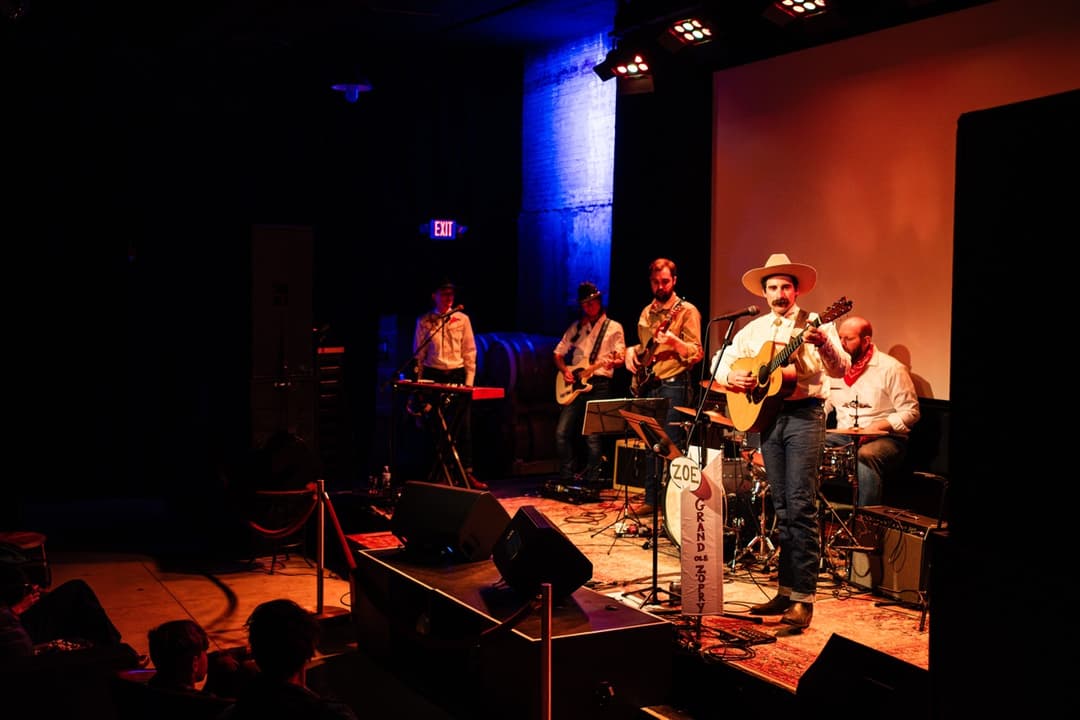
[4,1,994,62]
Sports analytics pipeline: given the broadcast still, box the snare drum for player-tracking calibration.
[819,445,854,482]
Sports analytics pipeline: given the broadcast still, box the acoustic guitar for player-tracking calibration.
[631,298,684,397]
[724,297,853,432]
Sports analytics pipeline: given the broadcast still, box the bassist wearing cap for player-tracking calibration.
[713,253,850,630]
[553,281,626,491]
[623,258,704,515]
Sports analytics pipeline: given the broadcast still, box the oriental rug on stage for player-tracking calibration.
[492,488,930,693]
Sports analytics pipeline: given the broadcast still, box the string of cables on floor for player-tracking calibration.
[670,615,776,662]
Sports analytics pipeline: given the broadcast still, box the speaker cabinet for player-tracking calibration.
[797,633,930,719]
[492,505,593,599]
[613,439,649,490]
[390,481,510,563]
[850,505,944,599]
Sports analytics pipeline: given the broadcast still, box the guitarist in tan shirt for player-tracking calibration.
[623,258,704,515]
[712,253,849,630]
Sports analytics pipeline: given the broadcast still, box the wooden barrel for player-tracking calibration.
[475,332,561,473]
[474,332,492,386]
[478,333,517,396]
[486,332,559,405]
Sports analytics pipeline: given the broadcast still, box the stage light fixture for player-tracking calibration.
[658,17,716,53]
[766,0,829,24]
[593,47,653,81]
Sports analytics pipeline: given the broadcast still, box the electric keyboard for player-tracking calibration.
[393,380,505,401]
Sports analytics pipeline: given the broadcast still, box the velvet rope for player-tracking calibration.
[247,489,319,540]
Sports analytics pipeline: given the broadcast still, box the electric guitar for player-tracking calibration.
[555,353,614,405]
[724,297,853,432]
[631,298,684,397]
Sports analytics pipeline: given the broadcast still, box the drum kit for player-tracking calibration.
[660,381,886,571]
[661,382,778,568]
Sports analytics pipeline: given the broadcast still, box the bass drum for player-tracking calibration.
[662,477,689,548]
[662,465,770,551]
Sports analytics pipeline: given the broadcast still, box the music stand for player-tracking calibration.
[618,408,681,609]
[586,398,669,549]
[581,397,669,436]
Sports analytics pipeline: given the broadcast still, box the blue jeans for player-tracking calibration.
[642,374,691,507]
[761,402,826,602]
[824,433,907,507]
[555,376,612,484]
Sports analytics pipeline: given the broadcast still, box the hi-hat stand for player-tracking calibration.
[819,429,887,580]
[815,441,858,580]
[729,454,777,571]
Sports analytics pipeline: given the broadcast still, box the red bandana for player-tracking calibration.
[844,342,874,386]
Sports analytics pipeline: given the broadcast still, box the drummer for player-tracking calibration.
[824,316,921,507]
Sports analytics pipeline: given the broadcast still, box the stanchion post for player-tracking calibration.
[316,479,326,615]
[540,583,552,720]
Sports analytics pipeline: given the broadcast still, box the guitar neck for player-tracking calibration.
[768,318,820,374]
[636,298,683,366]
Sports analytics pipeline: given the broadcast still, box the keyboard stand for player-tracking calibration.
[425,390,471,488]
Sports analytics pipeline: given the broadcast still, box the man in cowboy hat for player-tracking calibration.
[712,252,850,629]
[553,281,626,491]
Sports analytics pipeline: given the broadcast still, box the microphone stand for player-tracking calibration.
[384,309,458,490]
[390,309,455,384]
[686,318,739,458]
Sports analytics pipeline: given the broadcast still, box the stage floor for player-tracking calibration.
[28,475,934,718]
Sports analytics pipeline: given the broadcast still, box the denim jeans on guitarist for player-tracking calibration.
[641,373,692,508]
[761,401,826,602]
[555,376,612,485]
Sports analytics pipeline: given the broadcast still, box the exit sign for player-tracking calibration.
[430,219,457,240]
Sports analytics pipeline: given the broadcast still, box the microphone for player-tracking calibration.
[639,421,670,456]
[712,305,759,322]
[440,304,465,318]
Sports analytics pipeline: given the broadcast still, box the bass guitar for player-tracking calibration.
[724,297,853,432]
[631,298,684,397]
[555,352,615,405]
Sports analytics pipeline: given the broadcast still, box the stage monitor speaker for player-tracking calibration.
[797,634,929,720]
[492,505,593,599]
[849,505,943,600]
[390,481,510,563]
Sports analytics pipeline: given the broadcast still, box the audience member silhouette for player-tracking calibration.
[217,598,358,719]
[0,561,129,659]
[147,619,254,698]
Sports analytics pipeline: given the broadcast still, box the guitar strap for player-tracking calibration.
[588,317,610,364]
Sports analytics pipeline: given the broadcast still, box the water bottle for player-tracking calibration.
[381,465,392,490]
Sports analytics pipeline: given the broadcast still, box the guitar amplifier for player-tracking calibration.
[849,505,945,600]
[613,439,650,491]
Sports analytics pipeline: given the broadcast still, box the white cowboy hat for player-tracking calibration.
[741,253,817,297]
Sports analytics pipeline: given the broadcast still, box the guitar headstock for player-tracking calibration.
[820,297,854,325]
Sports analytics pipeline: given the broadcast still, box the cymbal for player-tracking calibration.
[827,428,888,437]
[674,406,735,428]
[700,379,729,393]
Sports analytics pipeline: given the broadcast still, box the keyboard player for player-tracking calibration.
[412,278,485,489]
